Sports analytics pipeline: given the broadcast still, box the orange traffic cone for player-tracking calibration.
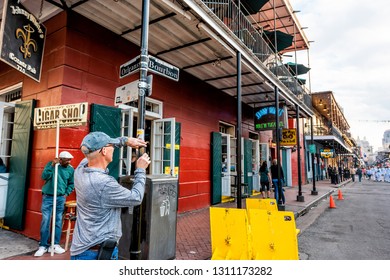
[329,195,336,208]
[337,189,344,200]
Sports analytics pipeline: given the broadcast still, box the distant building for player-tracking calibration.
[382,129,390,151]
[356,136,375,165]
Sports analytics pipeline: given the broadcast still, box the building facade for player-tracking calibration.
[1,0,316,241]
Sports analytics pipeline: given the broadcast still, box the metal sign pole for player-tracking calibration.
[130,0,150,260]
[50,119,60,256]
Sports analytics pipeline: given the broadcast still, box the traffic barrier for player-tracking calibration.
[245,198,278,212]
[210,204,299,260]
[209,207,251,260]
[246,198,300,236]
[337,189,344,200]
[248,209,299,260]
[329,195,337,208]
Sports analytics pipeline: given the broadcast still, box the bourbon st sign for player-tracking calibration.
[0,0,46,82]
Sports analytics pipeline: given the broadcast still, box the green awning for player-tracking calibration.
[241,0,269,15]
[263,30,293,52]
[298,78,306,85]
[284,62,310,76]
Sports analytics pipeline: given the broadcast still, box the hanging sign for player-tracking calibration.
[33,102,88,130]
[254,105,285,131]
[280,128,297,146]
[0,0,46,82]
[320,148,334,158]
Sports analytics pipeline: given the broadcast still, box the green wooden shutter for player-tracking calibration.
[211,132,222,204]
[90,104,121,180]
[5,100,36,230]
[244,139,253,195]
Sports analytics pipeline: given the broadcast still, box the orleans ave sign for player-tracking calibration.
[119,55,179,81]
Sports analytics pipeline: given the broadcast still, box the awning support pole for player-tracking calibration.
[236,50,242,209]
[310,117,318,195]
[296,105,304,202]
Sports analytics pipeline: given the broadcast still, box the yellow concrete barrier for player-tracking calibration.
[248,209,299,260]
[209,207,251,260]
[210,203,299,260]
[246,198,278,212]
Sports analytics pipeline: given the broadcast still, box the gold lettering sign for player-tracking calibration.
[33,103,88,130]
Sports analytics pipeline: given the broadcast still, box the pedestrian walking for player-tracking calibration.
[34,151,75,257]
[270,159,285,205]
[259,161,271,199]
[350,166,356,182]
[356,167,363,182]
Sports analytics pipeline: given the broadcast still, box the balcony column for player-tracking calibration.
[311,117,318,195]
[296,105,304,202]
[236,51,242,209]
[274,86,284,211]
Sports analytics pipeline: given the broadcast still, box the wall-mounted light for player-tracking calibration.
[265,93,269,101]
[319,99,323,105]
[323,105,327,111]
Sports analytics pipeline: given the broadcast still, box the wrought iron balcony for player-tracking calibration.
[200,0,311,105]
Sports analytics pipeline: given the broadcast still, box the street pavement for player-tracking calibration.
[0,178,351,260]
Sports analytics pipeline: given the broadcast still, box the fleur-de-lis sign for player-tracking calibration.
[15,24,37,59]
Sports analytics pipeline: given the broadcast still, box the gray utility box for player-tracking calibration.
[118,174,178,260]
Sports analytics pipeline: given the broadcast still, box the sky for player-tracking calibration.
[288,0,390,152]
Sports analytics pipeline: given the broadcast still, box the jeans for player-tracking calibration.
[39,194,66,247]
[71,247,119,260]
[272,179,285,205]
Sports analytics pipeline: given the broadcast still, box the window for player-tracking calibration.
[0,83,21,170]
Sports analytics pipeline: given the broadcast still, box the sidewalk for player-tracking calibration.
[1,178,350,260]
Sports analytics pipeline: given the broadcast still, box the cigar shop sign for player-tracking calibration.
[34,103,88,130]
[0,0,46,82]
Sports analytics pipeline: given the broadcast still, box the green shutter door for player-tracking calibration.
[211,132,222,204]
[244,139,253,195]
[90,104,121,180]
[5,100,36,230]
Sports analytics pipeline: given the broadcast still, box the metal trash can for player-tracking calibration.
[118,174,178,260]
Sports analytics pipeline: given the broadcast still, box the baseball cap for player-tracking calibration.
[80,132,120,154]
[59,151,73,159]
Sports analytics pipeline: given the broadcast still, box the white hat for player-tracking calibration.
[59,151,74,159]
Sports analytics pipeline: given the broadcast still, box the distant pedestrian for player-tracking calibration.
[259,161,271,199]
[350,167,356,182]
[270,159,285,205]
[356,167,363,182]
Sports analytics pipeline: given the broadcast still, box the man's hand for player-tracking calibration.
[126,137,147,149]
[136,153,151,169]
[51,158,59,166]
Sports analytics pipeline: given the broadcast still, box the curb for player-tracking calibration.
[295,179,352,219]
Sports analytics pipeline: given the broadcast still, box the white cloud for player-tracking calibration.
[290,0,390,151]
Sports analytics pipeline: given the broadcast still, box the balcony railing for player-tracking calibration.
[200,0,311,106]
